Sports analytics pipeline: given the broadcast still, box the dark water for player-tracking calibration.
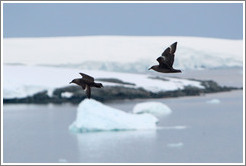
[3,90,243,163]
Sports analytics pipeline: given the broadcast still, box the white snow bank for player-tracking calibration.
[69,99,158,133]
[3,65,204,99]
[61,92,73,98]
[3,36,243,71]
[3,65,78,98]
[133,102,172,117]
[206,99,221,104]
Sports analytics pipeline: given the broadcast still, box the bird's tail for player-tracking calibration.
[94,83,103,88]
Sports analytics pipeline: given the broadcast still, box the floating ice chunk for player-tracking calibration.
[206,99,221,104]
[133,102,172,117]
[69,99,158,133]
[167,142,184,148]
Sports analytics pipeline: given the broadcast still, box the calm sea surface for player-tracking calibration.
[3,90,243,163]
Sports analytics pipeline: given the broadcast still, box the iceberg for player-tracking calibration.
[69,99,158,133]
[133,102,172,117]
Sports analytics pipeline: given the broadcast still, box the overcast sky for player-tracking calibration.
[3,2,244,39]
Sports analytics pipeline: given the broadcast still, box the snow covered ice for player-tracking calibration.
[3,65,204,99]
[133,101,172,117]
[3,36,243,72]
[69,99,158,133]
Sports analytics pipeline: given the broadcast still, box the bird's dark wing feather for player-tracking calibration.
[80,82,86,90]
[84,85,91,99]
[156,56,172,69]
[161,47,171,57]
[79,73,94,82]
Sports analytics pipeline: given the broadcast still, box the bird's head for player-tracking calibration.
[69,79,75,84]
[148,66,154,70]
[176,69,182,73]
[148,65,158,71]
[69,79,79,85]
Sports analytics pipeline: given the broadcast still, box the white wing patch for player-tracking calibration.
[169,46,172,54]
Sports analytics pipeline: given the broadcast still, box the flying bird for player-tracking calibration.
[70,73,103,99]
[149,42,181,73]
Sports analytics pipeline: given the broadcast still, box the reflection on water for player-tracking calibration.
[76,130,157,163]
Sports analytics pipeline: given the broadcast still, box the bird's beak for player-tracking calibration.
[148,67,151,70]
[69,81,72,84]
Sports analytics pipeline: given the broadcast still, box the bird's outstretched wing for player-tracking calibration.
[84,85,91,99]
[157,42,177,68]
[79,73,94,82]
